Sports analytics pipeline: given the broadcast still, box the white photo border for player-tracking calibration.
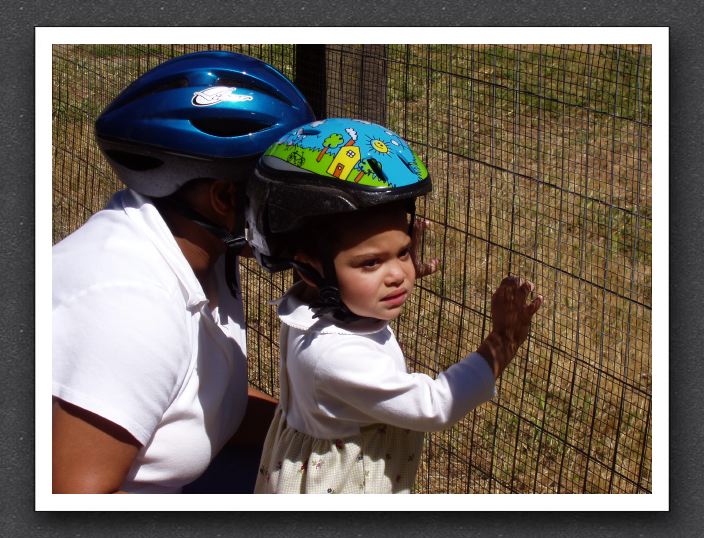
[36,26,668,512]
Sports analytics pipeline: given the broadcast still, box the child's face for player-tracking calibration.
[332,209,416,321]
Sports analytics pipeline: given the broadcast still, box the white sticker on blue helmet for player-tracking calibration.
[192,86,254,106]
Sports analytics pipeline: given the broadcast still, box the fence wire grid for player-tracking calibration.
[52,44,652,494]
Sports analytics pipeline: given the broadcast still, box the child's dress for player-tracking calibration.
[254,284,496,494]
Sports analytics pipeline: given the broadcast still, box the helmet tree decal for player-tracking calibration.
[264,118,428,188]
[316,132,344,162]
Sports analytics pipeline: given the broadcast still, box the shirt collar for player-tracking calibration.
[274,282,388,336]
[116,189,209,309]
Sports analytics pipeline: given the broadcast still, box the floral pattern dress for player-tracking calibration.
[255,403,424,494]
[255,389,424,494]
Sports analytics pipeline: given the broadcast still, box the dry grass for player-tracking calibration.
[374,44,651,493]
[52,44,652,494]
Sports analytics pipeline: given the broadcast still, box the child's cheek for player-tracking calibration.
[341,274,375,303]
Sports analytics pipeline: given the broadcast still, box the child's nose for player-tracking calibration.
[386,260,407,284]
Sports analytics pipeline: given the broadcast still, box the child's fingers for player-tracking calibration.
[413,217,431,233]
[525,295,544,316]
[519,279,535,296]
[496,276,540,310]
[416,257,440,278]
[501,275,519,287]
[502,276,532,304]
[499,275,520,294]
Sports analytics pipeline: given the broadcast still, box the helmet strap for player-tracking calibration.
[407,199,417,236]
[289,258,362,323]
[156,197,247,298]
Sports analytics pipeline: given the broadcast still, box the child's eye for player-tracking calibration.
[362,259,380,268]
[399,248,411,259]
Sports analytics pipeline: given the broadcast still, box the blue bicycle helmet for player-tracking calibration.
[95,50,315,197]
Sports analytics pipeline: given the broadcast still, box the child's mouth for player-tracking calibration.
[382,289,407,307]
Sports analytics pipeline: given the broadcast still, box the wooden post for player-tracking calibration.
[295,44,327,120]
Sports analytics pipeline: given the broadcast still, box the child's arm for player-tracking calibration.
[307,276,541,433]
[476,275,543,379]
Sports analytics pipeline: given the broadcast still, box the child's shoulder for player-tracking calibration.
[278,283,390,337]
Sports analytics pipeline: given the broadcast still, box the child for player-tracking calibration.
[246,118,543,494]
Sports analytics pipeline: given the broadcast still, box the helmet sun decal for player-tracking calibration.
[368,137,390,155]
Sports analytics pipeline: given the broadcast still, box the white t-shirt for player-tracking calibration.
[276,284,497,439]
[52,189,249,493]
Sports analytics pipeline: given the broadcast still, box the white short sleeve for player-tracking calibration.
[52,281,191,445]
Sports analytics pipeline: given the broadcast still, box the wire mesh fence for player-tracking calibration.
[51,43,652,494]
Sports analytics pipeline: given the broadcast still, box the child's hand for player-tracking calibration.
[491,275,543,348]
[477,276,543,379]
[410,217,440,278]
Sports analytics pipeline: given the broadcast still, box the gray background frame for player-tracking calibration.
[2,0,697,535]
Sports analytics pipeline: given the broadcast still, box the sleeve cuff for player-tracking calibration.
[466,351,498,399]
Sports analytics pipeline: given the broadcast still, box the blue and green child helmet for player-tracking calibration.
[246,117,432,273]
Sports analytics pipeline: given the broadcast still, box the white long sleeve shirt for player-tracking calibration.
[276,285,496,439]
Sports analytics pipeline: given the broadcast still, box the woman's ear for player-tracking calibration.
[206,179,241,232]
[209,179,237,217]
[293,253,324,289]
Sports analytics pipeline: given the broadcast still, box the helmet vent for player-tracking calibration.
[147,76,190,94]
[367,158,388,183]
[114,76,190,110]
[215,74,294,106]
[105,149,163,171]
[399,154,415,171]
[190,118,270,138]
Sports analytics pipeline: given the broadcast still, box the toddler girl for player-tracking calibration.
[246,118,542,493]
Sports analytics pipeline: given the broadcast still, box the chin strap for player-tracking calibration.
[289,260,362,322]
[221,234,247,299]
[157,197,247,298]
